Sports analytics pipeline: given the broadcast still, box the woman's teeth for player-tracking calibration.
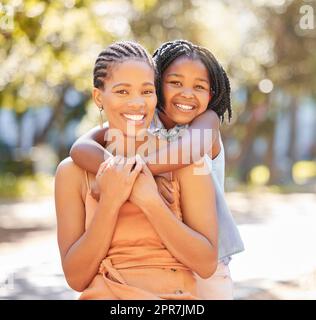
[122,114,145,121]
[175,104,194,111]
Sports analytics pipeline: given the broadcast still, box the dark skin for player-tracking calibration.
[70,57,221,202]
[55,60,218,291]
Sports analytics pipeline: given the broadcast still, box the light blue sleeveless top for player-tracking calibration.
[149,112,245,263]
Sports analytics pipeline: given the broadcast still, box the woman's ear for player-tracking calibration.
[93,87,103,109]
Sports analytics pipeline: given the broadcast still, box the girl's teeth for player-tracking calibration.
[176,104,194,110]
[123,114,144,120]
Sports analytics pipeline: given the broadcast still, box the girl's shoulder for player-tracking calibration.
[203,109,220,130]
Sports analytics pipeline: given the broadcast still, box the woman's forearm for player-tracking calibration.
[139,195,217,278]
[62,198,120,292]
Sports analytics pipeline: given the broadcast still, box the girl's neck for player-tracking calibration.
[158,110,177,130]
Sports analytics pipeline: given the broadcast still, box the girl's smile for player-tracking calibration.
[160,56,211,129]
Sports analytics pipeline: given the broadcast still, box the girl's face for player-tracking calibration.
[161,56,211,128]
[94,59,157,137]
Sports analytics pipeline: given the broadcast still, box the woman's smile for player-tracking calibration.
[121,113,146,125]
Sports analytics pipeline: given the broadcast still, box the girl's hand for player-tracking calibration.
[129,156,161,208]
[90,181,100,201]
[155,176,175,205]
[96,155,143,208]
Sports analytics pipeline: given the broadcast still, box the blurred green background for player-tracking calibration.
[0,0,315,198]
[0,0,316,300]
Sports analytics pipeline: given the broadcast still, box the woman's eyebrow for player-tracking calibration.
[112,83,131,89]
[112,82,155,89]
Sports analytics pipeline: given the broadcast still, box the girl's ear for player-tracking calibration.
[209,92,213,103]
[209,88,215,103]
[93,87,103,108]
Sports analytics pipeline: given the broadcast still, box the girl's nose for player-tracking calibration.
[180,88,194,98]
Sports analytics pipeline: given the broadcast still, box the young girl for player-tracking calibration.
[55,41,218,300]
[70,40,244,299]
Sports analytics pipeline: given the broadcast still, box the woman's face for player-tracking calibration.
[94,59,157,137]
[161,56,211,127]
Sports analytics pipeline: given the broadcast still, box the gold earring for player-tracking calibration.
[98,107,104,129]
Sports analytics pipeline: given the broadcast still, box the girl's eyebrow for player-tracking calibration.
[166,73,183,78]
[166,73,209,84]
[195,78,210,84]
[112,82,155,89]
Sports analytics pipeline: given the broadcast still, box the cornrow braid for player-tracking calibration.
[153,39,232,122]
[93,41,155,90]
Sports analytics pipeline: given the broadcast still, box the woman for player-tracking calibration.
[55,41,218,299]
[70,40,244,299]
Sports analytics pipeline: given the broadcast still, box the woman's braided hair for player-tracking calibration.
[153,40,232,122]
[93,41,155,89]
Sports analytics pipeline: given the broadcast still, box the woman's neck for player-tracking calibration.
[105,126,146,157]
[158,110,177,130]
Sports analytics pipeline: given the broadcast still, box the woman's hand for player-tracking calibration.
[129,157,161,209]
[96,155,143,208]
[155,176,175,205]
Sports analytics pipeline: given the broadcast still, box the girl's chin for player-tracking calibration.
[171,114,193,125]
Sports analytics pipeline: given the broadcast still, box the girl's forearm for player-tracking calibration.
[70,140,110,175]
[139,195,217,279]
[62,198,120,292]
[146,129,217,175]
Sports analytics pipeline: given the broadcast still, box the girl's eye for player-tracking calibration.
[195,85,206,90]
[170,81,182,86]
[143,90,154,95]
[116,89,128,95]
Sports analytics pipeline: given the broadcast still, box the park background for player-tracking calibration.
[0,0,315,299]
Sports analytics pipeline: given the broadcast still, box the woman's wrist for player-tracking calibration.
[98,194,123,213]
[138,192,163,213]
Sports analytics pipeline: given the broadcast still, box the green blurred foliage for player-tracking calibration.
[0,0,315,196]
[0,172,53,198]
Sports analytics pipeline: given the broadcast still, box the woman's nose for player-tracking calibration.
[127,97,145,107]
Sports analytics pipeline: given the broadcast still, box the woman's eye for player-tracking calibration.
[116,89,128,95]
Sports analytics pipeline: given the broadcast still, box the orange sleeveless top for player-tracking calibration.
[79,172,199,300]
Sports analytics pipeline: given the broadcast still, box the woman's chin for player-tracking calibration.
[124,127,148,139]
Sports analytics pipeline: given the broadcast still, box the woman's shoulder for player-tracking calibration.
[55,157,85,181]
